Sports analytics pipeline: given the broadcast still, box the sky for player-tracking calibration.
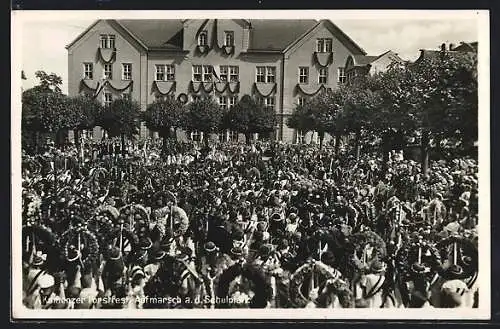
[16,12,480,95]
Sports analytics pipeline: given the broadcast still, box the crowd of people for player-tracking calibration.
[21,137,479,309]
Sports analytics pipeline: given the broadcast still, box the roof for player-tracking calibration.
[116,19,184,50]
[451,41,478,52]
[415,48,477,63]
[67,19,365,54]
[351,55,379,66]
[247,19,318,51]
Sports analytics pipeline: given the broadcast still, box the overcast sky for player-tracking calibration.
[17,13,480,94]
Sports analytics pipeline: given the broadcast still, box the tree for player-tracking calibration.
[66,95,102,148]
[97,98,141,155]
[287,90,342,149]
[143,98,186,150]
[336,77,382,160]
[372,52,477,174]
[32,71,63,94]
[184,97,225,147]
[22,88,76,148]
[224,95,277,145]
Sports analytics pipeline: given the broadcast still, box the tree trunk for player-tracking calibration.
[245,133,252,146]
[354,129,361,161]
[121,134,126,157]
[421,130,430,176]
[334,133,340,155]
[319,131,325,149]
[74,129,81,149]
[382,131,391,174]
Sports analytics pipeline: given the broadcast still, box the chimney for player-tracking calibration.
[449,43,455,51]
[242,23,251,51]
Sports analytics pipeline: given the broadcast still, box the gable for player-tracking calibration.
[284,19,366,56]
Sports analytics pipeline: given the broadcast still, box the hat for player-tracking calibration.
[271,212,283,221]
[257,221,267,232]
[139,237,153,250]
[411,262,426,274]
[370,260,387,273]
[204,241,218,253]
[231,247,244,257]
[38,274,55,289]
[31,251,47,266]
[232,230,245,242]
[153,249,166,261]
[445,264,464,278]
[130,265,145,279]
[259,244,272,258]
[107,246,121,260]
[67,245,81,262]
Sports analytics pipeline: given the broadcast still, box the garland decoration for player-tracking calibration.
[60,226,100,270]
[395,242,442,282]
[289,261,339,307]
[153,81,176,96]
[189,81,214,94]
[177,93,188,104]
[80,79,133,96]
[222,46,235,55]
[313,52,334,68]
[435,235,478,277]
[214,81,240,94]
[295,83,327,97]
[253,83,277,98]
[104,225,139,257]
[217,262,273,308]
[347,230,387,273]
[97,48,116,64]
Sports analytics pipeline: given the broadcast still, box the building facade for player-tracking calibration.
[67,19,369,143]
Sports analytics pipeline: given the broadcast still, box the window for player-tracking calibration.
[198,31,208,46]
[104,91,113,107]
[219,96,228,109]
[193,65,202,82]
[256,66,276,83]
[338,67,346,84]
[264,96,275,109]
[224,31,234,46]
[256,67,266,83]
[266,67,276,83]
[296,130,306,144]
[155,65,165,81]
[316,38,332,53]
[103,64,112,79]
[203,65,213,82]
[83,63,93,79]
[100,34,115,49]
[318,68,328,84]
[229,66,239,82]
[190,131,204,142]
[229,96,238,108]
[165,65,175,81]
[122,93,130,101]
[219,66,228,82]
[122,63,132,80]
[299,67,309,84]
[298,97,306,106]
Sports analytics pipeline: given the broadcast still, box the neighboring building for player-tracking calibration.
[415,41,478,63]
[344,50,404,82]
[66,19,367,143]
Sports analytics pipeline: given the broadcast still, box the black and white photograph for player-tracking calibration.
[11,10,490,319]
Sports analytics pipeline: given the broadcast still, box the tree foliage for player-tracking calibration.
[97,98,141,138]
[32,71,63,94]
[184,97,225,135]
[224,95,276,141]
[143,98,186,139]
[66,95,102,130]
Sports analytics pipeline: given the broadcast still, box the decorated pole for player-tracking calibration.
[418,244,422,264]
[119,223,124,255]
[453,241,457,265]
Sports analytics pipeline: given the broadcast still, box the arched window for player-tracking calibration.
[198,31,208,46]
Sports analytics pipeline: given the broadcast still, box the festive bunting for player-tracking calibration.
[189,81,215,94]
[295,83,326,96]
[214,81,240,94]
[253,83,277,97]
[313,52,334,68]
[153,81,176,95]
[98,48,116,64]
